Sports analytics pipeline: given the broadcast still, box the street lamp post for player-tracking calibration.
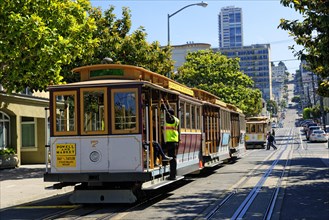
[167,1,208,45]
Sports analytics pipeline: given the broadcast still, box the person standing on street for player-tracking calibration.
[161,98,180,180]
[266,131,277,150]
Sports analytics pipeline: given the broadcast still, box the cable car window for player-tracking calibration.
[196,106,200,130]
[180,102,185,129]
[186,103,191,130]
[251,124,255,132]
[191,105,195,129]
[53,91,77,135]
[80,87,108,135]
[111,88,139,134]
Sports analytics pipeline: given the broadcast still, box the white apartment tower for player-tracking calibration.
[218,6,243,48]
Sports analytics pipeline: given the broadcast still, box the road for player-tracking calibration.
[1,80,328,219]
[1,106,328,219]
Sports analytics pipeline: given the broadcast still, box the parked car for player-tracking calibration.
[271,122,277,128]
[304,122,318,135]
[325,125,329,133]
[306,126,321,140]
[309,129,328,142]
[300,120,313,133]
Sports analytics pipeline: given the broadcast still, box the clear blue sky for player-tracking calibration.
[90,0,304,73]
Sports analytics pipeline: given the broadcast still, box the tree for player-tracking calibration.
[174,50,262,116]
[279,0,329,96]
[303,107,312,119]
[62,6,173,83]
[267,100,278,116]
[279,99,287,109]
[0,0,98,92]
[291,95,301,103]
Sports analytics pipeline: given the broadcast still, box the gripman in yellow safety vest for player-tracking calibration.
[164,113,179,142]
[161,99,180,180]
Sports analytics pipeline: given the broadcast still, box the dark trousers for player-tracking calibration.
[166,142,178,178]
[153,141,167,162]
[267,141,277,150]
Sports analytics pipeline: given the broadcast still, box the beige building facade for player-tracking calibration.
[0,92,49,165]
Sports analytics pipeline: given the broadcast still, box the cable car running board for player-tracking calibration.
[142,176,184,190]
[69,189,137,204]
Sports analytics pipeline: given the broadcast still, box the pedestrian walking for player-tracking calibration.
[266,131,277,150]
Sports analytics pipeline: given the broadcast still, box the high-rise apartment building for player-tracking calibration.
[217,6,272,100]
[216,44,272,100]
[218,6,243,48]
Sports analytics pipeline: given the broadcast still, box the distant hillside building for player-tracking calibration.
[218,6,243,48]
[171,42,211,71]
[300,60,318,107]
[272,61,287,101]
[215,44,272,100]
[272,61,287,83]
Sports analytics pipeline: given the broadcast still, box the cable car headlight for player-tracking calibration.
[90,151,101,162]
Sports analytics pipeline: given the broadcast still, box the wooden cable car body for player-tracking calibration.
[44,64,245,203]
[245,116,271,149]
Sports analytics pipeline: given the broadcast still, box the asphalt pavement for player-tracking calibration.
[0,164,73,210]
[1,129,328,220]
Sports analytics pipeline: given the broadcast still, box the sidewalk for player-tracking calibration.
[0,164,74,210]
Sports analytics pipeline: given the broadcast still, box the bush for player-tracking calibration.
[0,148,16,155]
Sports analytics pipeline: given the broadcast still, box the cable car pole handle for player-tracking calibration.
[44,107,50,173]
[161,99,167,143]
[145,104,150,172]
[155,107,158,142]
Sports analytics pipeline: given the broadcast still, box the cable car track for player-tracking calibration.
[35,178,191,220]
[205,128,296,220]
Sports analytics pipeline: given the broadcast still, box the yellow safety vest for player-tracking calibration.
[165,116,179,142]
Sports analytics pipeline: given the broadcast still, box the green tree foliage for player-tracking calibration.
[279,0,329,96]
[62,6,173,82]
[302,105,329,119]
[267,100,278,115]
[174,50,262,116]
[92,6,173,75]
[291,95,301,103]
[280,99,287,109]
[303,107,312,119]
[1,2,173,90]
[0,0,98,92]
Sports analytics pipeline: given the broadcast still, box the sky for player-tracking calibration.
[90,0,304,73]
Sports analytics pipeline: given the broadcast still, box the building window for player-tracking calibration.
[20,87,33,96]
[0,111,10,149]
[21,117,36,148]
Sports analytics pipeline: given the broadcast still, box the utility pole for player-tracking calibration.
[307,85,312,107]
[311,72,316,105]
[320,96,326,128]
[318,75,326,128]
